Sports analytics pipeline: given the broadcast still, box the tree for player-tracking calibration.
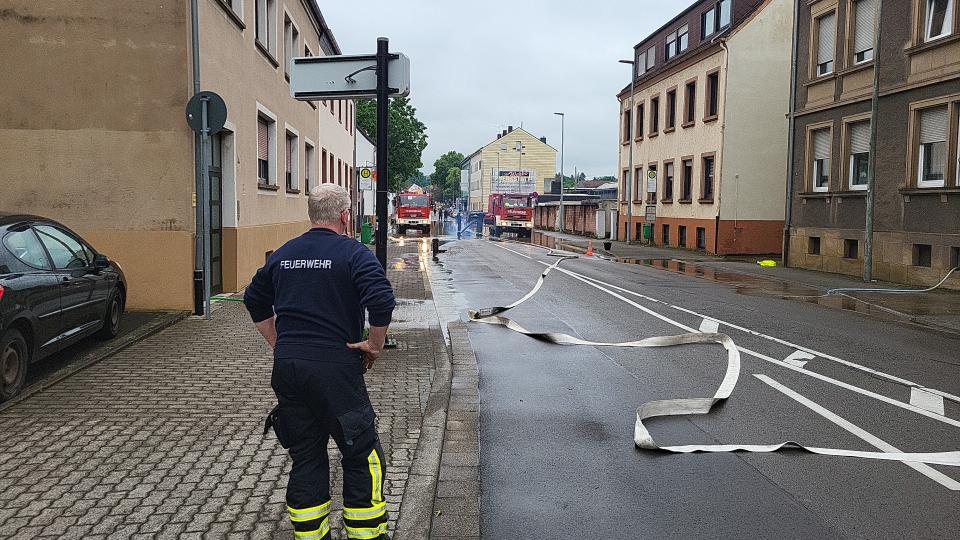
[429,151,464,203]
[356,96,428,191]
[443,166,462,201]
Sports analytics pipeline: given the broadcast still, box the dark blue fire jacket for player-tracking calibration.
[243,227,396,359]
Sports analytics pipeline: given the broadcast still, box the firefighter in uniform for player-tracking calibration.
[244,184,395,540]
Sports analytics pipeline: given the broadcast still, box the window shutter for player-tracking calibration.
[919,106,948,144]
[849,122,871,154]
[818,14,836,65]
[813,129,831,159]
[853,0,878,54]
[257,119,269,160]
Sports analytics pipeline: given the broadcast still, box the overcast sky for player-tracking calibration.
[319,1,687,179]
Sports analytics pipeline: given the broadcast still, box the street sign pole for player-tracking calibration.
[375,38,390,270]
[200,97,212,319]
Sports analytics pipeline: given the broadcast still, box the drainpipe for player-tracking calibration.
[783,0,801,267]
[190,0,203,315]
[716,38,730,255]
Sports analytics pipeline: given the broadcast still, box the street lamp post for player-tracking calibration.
[554,112,565,232]
[619,59,635,244]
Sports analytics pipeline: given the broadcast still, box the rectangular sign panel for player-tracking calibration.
[645,205,656,222]
[492,169,537,193]
[290,54,410,100]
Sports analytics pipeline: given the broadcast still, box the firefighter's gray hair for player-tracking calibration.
[308,184,351,224]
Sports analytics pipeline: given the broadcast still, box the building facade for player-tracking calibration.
[462,127,557,212]
[786,0,960,288]
[0,0,355,310]
[616,0,793,254]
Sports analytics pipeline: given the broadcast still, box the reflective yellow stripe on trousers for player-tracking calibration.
[343,500,387,521]
[287,501,332,522]
[367,449,383,504]
[293,516,330,539]
[344,522,387,539]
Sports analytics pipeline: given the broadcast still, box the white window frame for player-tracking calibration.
[255,0,276,53]
[283,11,299,78]
[811,128,832,193]
[256,102,278,189]
[917,143,947,188]
[848,155,869,190]
[284,124,300,194]
[847,120,870,191]
[666,32,677,60]
[916,105,949,188]
[813,159,830,192]
[703,7,717,38]
[304,138,316,193]
[925,0,955,42]
[223,0,244,22]
[852,0,877,65]
[816,13,837,76]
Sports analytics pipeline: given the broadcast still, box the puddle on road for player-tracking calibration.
[519,232,960,321]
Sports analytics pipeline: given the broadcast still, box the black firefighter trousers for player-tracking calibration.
[269,354,388,540]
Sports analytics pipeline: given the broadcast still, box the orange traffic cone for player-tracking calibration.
[586,240,594,257]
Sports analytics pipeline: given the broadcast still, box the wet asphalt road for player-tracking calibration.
[429,225,960,539]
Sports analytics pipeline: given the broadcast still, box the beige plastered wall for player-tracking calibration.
[619,51,724,222]
[198,0,353,292]
[468,128,557,206]
[719,0,792,223]
[0,2,196,310]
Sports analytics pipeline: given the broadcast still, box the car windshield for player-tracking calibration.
[399,195,429,206]
[503,197,529,208]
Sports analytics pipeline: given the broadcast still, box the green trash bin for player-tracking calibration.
[643,223,653,240]
[361,222,373,244]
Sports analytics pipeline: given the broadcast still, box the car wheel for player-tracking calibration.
[96,289,123,340]
[0,329,28,402]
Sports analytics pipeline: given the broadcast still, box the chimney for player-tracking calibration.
[508,125,514,133]
[501,129,507,138]
[539,136,547,143]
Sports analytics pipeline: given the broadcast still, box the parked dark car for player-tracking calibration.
[0,214,126,401]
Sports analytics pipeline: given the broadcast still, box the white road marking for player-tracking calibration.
[911,388,946,416]
[755,374,960,491]
[784,350,816,368]
[534,260,960,429]
[699,319,720,333]
[562,262,960,406]
[493,243,534,259]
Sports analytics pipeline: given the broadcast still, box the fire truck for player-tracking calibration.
[395,189,432,235]
[485,193,534,237]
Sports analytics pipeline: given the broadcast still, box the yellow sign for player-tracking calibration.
[360,167,373,179]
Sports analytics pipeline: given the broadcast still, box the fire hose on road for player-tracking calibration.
[468,255,960,468]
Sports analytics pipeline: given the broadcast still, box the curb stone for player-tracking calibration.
[394,321,482,540]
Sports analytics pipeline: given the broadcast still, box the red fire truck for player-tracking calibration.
[395,191,432,235]
[485,193,534,237]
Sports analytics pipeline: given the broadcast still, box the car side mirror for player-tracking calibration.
[93,254,109,270]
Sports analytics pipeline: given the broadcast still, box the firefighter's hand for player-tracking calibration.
[347,340,382,370]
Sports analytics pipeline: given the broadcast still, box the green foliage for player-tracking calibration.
[355,97,428,191]
[443,166,462,201]
[429,151,465,203]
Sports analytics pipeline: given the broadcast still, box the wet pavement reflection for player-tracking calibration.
[521,231,960,321]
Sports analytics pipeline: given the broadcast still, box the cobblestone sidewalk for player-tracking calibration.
[0,240,445,539]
